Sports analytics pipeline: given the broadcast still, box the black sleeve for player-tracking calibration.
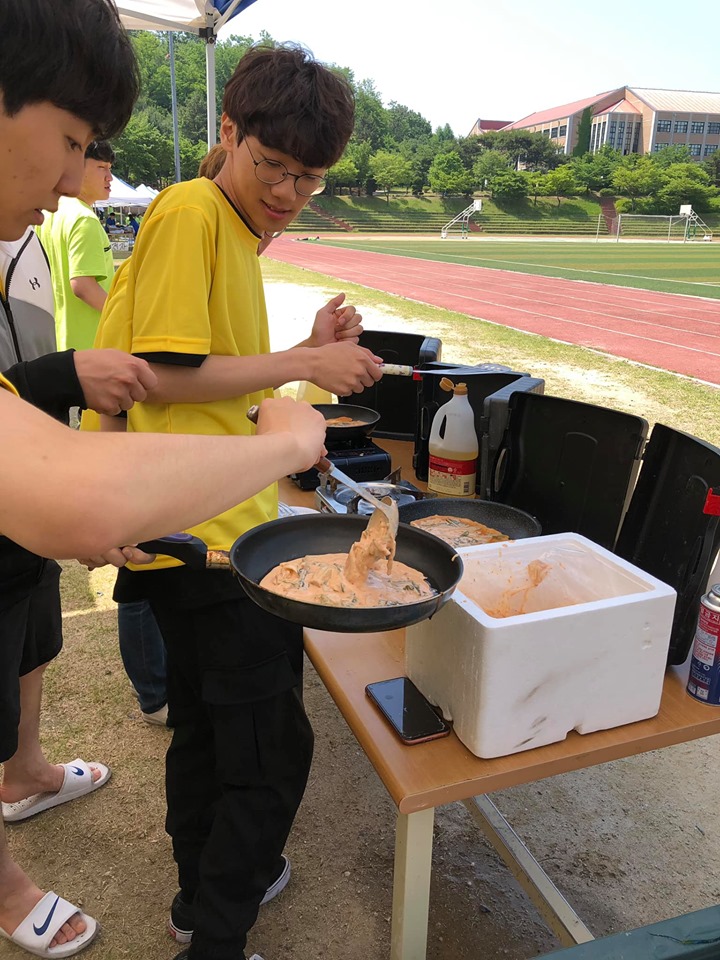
[134,352,207,368]
[3,349,85,421]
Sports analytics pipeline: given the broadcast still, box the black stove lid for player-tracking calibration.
[492,392,648,550]
[615,424,720,665]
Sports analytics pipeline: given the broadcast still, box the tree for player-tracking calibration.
[572,107,592,157]
[473,150,511,190]
[656,164,718,213]
[399,138,437,196]
[386,103,432,143]
[703,151,720,187]
[434,124,455,143]
[179,88,209,144]
[346,140,372,195]
[522,170,550,205]
[479,130,561,171]
[489,171,529,201]
[428,151,475,195]
[653,144,692,167]
[369,150,412,201]
[544,166,578,204]
[113,111,174,186]
[611,157,663,210]
[326,156,359,196]
[353,79,388,149]
[570,145,621,192]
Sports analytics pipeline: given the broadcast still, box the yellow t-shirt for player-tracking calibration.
[94,178,275,569]
[0,372,18,395]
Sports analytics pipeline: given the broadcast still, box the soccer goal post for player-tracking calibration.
[614,213,691,242]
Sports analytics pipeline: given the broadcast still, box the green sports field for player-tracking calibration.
[315,238,720,300]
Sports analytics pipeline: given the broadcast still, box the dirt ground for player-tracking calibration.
[5,279,720,960]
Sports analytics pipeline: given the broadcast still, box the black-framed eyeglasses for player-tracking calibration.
[242,137,326,197]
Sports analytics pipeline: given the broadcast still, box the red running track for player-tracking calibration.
[266,239,720,385]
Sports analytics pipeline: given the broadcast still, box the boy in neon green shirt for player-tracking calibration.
[38,140,115,350]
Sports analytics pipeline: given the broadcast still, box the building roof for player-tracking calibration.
[467,118,514,137]
[474,119,513,131]
[596,98,641,116]
[501,91,618,130]
[630,87,720,114]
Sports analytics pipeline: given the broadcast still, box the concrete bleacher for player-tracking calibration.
[284,197,611,237]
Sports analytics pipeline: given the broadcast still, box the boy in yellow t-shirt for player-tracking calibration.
[94,43,383,960]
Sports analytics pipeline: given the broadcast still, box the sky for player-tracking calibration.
[220,0,720,137]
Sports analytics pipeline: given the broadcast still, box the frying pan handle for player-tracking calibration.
[135,532,209,570]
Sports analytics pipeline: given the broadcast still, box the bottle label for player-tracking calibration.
[428,455,477,497]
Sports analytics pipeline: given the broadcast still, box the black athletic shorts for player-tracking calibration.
[0,549,63,763]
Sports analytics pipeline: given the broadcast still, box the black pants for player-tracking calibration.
[115,566,314,959]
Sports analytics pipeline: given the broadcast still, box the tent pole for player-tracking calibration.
[205,32,217,148]
[168,32,182,182]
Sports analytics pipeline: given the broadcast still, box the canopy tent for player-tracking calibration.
[135,183,160,199]
[95,175,153,212]
[116,1,260,148]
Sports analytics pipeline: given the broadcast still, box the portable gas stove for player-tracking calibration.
[289,438,393,491]
[314,468,432,515]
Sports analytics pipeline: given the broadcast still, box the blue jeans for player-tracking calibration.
[117,599,167,714]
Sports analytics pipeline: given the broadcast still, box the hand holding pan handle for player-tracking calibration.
[135,532,230,570]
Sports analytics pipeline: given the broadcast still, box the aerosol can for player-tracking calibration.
[427,378,478,498]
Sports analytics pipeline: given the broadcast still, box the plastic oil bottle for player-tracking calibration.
[428,378,478,498]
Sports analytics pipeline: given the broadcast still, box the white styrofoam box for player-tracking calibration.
[406,533,677,759]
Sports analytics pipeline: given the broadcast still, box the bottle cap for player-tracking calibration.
[455,382,468,395]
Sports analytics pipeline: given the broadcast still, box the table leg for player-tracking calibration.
[390,806,435,960]
[464,795,594,946]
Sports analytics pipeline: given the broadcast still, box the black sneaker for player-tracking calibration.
[169,892,194,945]
[168,856,291,943]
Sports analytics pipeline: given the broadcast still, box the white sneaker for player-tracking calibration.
[248,955,266,959]
[142,703,168,726]
[261,854,291,905]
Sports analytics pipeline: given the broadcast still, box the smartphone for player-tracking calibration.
[365,677,451,744]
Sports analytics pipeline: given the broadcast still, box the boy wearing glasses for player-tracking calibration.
[93,43,382,960]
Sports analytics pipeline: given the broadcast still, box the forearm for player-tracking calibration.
[70,276,107,312]
[145,349,315,403]
[0,391,307,559]
[3,350,85,418]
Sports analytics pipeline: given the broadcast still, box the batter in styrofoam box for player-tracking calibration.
[405,533,677,759]
[460,539,656,618]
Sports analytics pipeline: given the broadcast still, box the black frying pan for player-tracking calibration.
[139,515,463,633]
[312,403,380,442]
[230,515,462,631]
[398,498,541,539]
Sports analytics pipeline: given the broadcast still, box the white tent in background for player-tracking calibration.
[135,184,160,200]
[95,175,151,209]
[116,1,260,148]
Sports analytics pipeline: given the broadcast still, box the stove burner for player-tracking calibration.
[335,483,421,516]
[315,475,431,516]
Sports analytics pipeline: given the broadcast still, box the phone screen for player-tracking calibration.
[366,677,450,743]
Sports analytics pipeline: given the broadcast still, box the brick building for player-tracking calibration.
[494,87,720,161]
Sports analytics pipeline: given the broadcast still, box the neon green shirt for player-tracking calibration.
[38,197,114,351]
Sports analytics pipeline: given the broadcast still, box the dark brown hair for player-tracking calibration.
[0,0,139,140]
[85,140,116,163]
[222,43,355,169]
